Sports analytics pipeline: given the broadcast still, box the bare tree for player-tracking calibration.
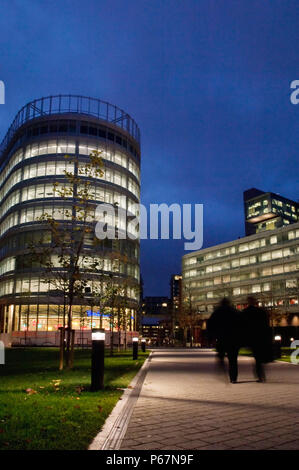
[178,284,198,347]
[29,150,104,369]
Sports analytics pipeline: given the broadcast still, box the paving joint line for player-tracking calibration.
[89,351,153,451]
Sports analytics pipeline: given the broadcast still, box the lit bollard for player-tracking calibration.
[132,336,139,360]
[0,341,4,365]
[141,338,146,353]
[273,335,282,359]
[91,328,105,391]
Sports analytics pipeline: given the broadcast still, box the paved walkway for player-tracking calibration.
[119,349,299,450]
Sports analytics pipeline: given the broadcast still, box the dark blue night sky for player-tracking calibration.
[0,0,298,296]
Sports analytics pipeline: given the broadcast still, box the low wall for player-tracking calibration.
[11,330,139,347]
[0,333,12,348]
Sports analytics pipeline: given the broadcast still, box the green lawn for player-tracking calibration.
[238,347,253,357]
[239,346,297,363]
[278,348,296,363]
[0,347,149,450]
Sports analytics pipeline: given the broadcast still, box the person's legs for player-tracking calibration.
[227,348,238,383]
[215,343,227,379]
[253,347,266,382]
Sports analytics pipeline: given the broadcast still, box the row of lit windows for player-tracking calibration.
[0,142,140,193]
[272,206,297,219]
[199,304,299,316]
[204,286,299,300]
[0,149,23,186]
[184,230,299,267]
[22,159,74,181]
[0,256,15,276]
[0,205,139,238]
[184,250,299,277]
[247,198,297,216]
[1,303,137,333]
[21,118,140,156]
[0,159,140,205]
[0,230,139,263]
[78,142,140,180]
[22,140,140,180]
[0,277,139,300]
[272,199,297,212]
[0,183,139,220]
[0,254,139,281]
[189,273,298,289]
[256,219,280,232]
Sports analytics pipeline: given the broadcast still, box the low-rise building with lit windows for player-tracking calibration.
[182,222,299,342]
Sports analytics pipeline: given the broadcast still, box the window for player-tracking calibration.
[272,265,283,275]
[263,283,271,292]
[260,252,271,262]
[252,285,261,293]
[239,243,249,252]
[286,279,297,289]
[262,267,272,277]
[231,259,239,268]
[272,250,282,260]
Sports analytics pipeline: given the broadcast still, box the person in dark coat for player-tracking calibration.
[207,297,242,383]
[242,296,272,382]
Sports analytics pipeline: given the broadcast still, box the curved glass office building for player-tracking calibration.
[0,95,140,333]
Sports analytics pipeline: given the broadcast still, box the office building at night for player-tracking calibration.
[182,222,299,341]
[244,188,298,236]
[0,95,141,334]
[140,296,171,345]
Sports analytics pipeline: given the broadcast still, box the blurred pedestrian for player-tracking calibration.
[242,296,272,382]
[207,297,242,383]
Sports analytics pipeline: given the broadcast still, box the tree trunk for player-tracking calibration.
[124,313,127,351]
[69,329,75,369]
[110,319,114,357]
[117,308,121,352]
[183,326,187,347]
[65,297,73,369]
[59,296,67,370]
[59,327,65,370]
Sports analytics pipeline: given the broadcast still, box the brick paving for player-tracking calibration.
[120,349,299,450]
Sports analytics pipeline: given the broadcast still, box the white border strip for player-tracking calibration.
[89,352,153,450]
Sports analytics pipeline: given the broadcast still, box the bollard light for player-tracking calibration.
[132,336,139,360]
[91,328,105,391]
[273,335,282,359]
[92,330,105,341]
[141,338,146,353]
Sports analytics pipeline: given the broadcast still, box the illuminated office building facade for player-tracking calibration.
[0,95,141,333]
[244,188,298,236]
[182,223,299,338]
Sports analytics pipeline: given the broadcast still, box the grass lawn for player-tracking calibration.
[0,347,149,450]
[238,347,253,357]
[239,346,297,363]
[278,347,296,363]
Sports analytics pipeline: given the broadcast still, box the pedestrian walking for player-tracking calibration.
[242,296,272,382]
[207,297,242,383]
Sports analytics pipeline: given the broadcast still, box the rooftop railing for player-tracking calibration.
[0,95,140,157]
